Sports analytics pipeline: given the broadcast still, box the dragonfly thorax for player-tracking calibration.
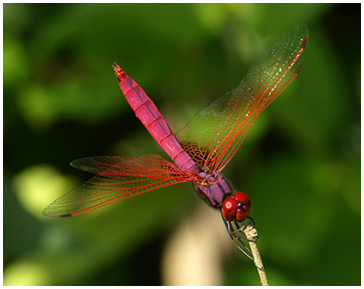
[194,172,232,208]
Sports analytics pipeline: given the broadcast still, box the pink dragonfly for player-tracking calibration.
[43,25,308,257]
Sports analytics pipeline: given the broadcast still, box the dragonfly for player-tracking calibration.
[43,24,308,258]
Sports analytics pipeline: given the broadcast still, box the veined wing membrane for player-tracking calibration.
[42,154,196,217]
[176,24,308,173]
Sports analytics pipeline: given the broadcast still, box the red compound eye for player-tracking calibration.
[235,192,251,222]
[222,197,238,221]
[222,192,251,222]
[234,192,250,203]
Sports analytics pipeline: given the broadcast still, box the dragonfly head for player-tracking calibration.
[222,192,251,222]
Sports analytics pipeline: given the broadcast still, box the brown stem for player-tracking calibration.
[243,225,269,286]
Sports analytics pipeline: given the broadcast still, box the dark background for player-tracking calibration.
[4,3,360,285]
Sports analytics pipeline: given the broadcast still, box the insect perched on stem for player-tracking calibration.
[43,24,309,263]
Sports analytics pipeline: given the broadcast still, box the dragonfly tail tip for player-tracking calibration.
[112,62,126,79]
[112,62,120,71]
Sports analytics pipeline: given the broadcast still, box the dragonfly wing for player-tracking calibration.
[43,154,196,217]
[176,24,308,172]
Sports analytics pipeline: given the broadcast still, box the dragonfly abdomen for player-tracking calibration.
[113,64,199,174]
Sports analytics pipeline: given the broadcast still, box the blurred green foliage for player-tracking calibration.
[4,3,360,286]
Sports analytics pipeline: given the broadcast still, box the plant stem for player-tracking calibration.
[243,225,269,286]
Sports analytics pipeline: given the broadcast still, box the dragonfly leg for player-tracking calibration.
[247,216,256,226]
[221,215,254,260]
[228,219,257,242]
[221,214,264,270]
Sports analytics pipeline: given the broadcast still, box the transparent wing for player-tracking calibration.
[43,154,197,217]
[176,24,308,172]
